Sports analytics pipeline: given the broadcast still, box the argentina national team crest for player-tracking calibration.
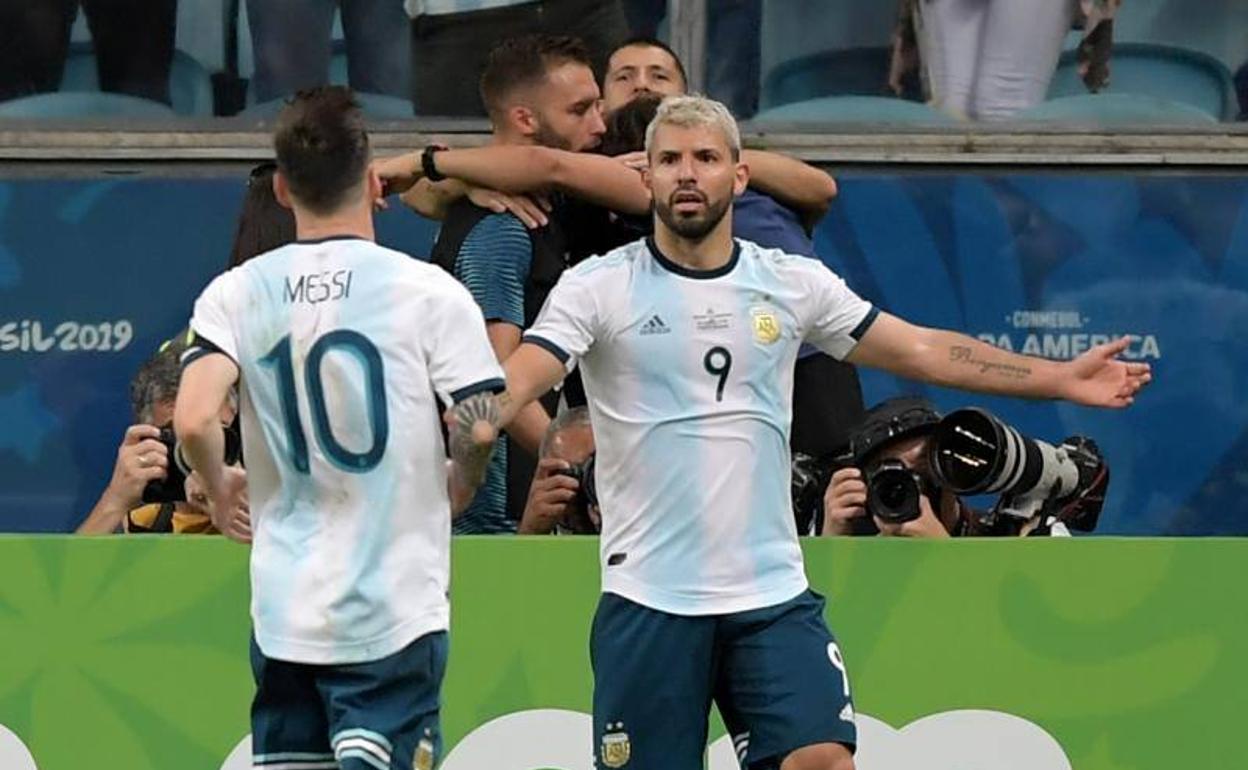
[413,734,434,770]
[601,723,631,767]
[751,306,782,345]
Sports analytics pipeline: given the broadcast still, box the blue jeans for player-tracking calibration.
[247,0,410,103]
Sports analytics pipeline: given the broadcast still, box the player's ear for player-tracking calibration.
[272,171,293,210]
[510,104,538,139]
[365,163,383,204]
[733,155,749,198]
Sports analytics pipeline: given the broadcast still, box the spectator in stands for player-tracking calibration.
[246,0,410,104]
[406,0,627,116]
[890,0,1120,121]
[0,0,175,105]
[622,0,763,118]
[518,407,600,534]
[77,334,242,535]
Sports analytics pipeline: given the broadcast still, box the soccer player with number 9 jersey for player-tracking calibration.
[499,95,1151,770]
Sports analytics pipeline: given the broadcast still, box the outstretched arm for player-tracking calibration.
[847,312,1152,407]
[499,343,569,428]
[741,149,837,229]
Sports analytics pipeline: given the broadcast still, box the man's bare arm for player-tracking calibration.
[499,343,569,427]
[378,146,651,215]
[173,354,240,530]
[847,312,1151,407]
[741,149,837,229]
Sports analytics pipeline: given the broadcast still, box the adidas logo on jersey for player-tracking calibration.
[639,314,671,335]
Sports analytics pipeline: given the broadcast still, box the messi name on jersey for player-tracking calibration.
[283,269,354,305]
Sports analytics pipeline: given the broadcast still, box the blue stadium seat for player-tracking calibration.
[238,92,414,122]
[760,46,893,109]
[1019,93,1218,125]
[752,96,954,125]
[1047,42,1235,121]
[60,44,216,116]
[0,92,178,119]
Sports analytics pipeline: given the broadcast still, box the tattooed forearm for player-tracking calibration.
[448,392,501,487]
[949,346,1032,380]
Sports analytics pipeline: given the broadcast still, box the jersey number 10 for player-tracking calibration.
[261,330,389,474]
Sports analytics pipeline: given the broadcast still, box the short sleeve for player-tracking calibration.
[455,214,532,328]
[425,279,506,404]
[802,263,878,361]
[188,271,240,365]
[522,265,601,372]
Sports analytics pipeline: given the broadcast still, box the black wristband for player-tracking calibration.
[421,145,447,182]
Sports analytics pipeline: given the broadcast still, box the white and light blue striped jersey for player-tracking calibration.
[524,238,877,615]
[189,236,503,664]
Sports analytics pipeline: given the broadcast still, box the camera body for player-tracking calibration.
[553,453,599,533]
[141,424,242,505]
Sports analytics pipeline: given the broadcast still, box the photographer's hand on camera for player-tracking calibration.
[821,467,868,536]
[77,424,169,534]
[519,458,581,534]
[873,492,950,538]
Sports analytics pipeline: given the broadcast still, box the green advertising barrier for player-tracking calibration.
[0,537,1243,769]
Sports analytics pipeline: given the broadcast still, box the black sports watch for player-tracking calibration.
[421,145,447,182]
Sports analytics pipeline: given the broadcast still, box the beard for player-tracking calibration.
[532,121,575,151]
[654,187,732,240]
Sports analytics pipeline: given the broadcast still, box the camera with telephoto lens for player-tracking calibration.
[928,408,1108,532]
[141,424,243,505]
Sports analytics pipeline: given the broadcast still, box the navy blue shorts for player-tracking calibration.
[250,631,447,770]
[591,590,855,770]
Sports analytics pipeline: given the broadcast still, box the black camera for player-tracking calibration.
[791,452,834,534]
[553,453,599,533]
[864,459,934,524]
[928,408,1108,532]
[141,424,243,505]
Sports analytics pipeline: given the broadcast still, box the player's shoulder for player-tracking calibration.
[738,239,838,284]
[564,238,649,282]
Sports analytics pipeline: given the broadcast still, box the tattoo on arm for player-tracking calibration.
[448,392,502,486]
[949,345,1032,380]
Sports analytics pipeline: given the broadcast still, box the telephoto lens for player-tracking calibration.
[928,408,1082,520]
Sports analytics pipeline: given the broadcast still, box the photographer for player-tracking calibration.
[518,407,599,535]
[77,334,244,537]
[822,396,1106,538]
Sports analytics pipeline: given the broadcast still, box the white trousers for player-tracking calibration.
[916,0,1075,120]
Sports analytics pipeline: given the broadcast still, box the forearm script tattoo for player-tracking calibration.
[949,345,1032,380]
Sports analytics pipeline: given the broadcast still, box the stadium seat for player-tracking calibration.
[1047,42,1235,121]
[0,92,178,119]
[760,46,893,109]
[60,43,216,116]
[1019,92,1219,125]
[752,96,955,125]
[237,92,414,122]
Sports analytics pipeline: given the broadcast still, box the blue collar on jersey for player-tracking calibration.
[294,234,371,245]
[646,236,740,280]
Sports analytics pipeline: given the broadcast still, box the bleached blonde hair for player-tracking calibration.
[644,94,741,160]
